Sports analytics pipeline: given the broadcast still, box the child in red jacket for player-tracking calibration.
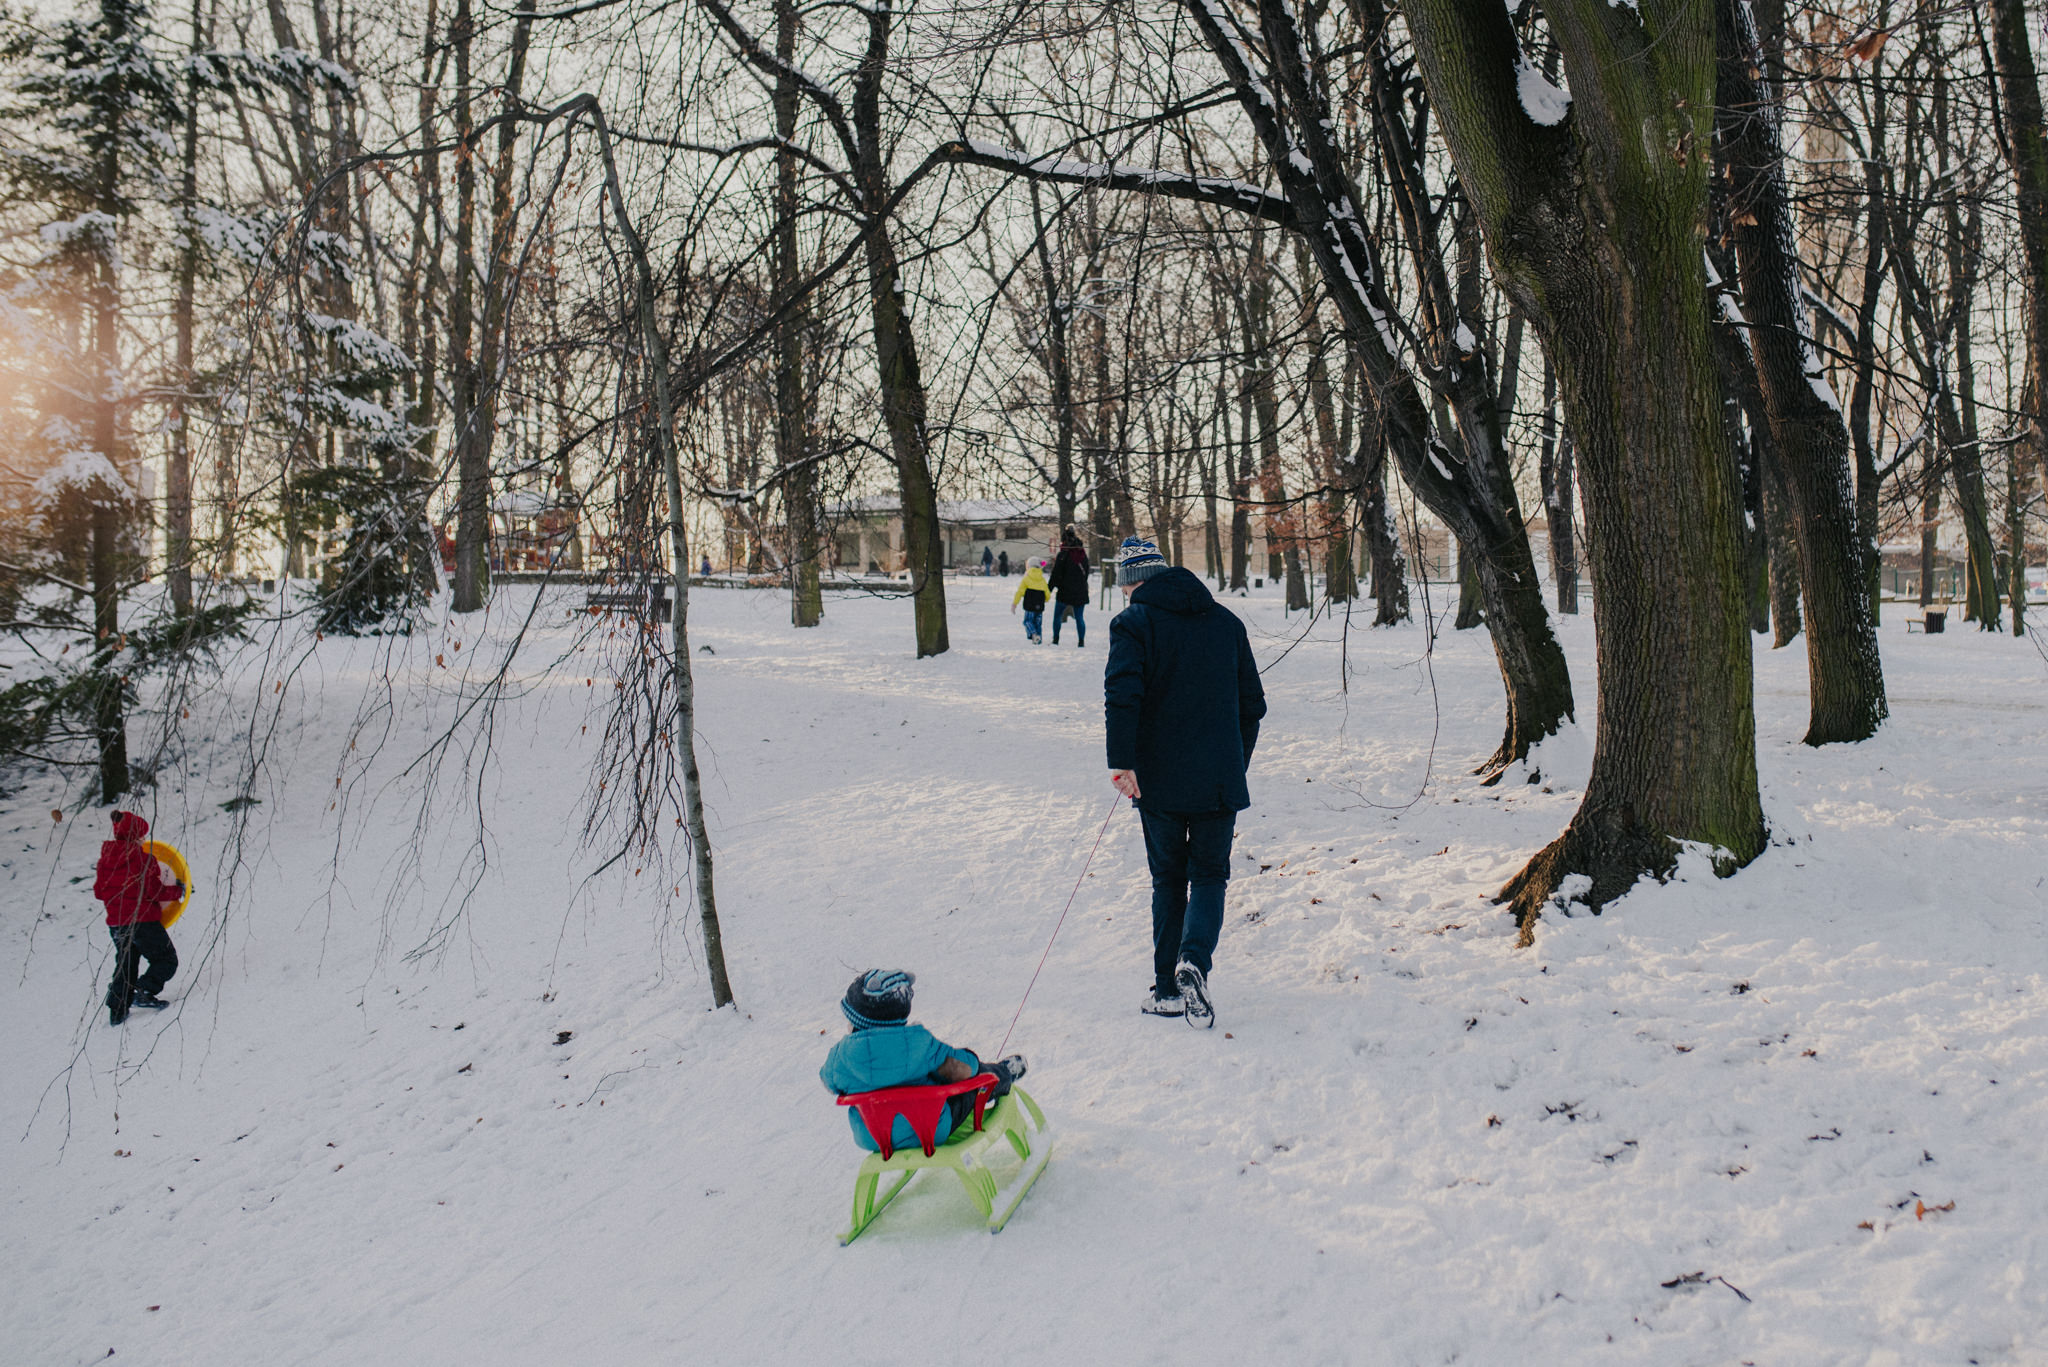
[95,811,184,1025]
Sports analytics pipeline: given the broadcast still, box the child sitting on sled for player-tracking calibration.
[820,969,1026,1153]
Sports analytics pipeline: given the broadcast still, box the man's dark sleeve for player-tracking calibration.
[1105,610,1145,770]
[1236,620,1265,764]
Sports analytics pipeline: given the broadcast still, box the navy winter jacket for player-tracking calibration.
[1104,567,1266,813]
[1048,546,1092,604]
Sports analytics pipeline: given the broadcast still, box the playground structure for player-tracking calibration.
[438,488,586,575]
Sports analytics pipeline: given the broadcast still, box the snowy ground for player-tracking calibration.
[4,578,2046,1366]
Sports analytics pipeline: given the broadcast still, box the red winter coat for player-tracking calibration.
[94,812,179,927]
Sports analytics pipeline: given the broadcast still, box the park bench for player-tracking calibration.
[1905,609,1946,634]
[583,584,670,619]
[833,1074,1052,1243]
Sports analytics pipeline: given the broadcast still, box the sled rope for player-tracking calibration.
[997,792,1123,1058]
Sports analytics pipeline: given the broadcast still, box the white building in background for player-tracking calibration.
[827,497,1063,574]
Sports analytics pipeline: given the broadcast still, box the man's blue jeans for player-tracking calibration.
[1052,601,1085,644]
[1138,808,1235,995]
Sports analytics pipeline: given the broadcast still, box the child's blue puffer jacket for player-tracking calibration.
[821,1022,980,1152]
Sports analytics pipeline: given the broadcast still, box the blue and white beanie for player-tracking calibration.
[1114,536,1169,586]
[842,969,915,1027]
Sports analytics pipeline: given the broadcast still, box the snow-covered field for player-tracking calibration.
[4,580,2045,1366]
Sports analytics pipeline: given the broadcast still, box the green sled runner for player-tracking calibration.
[835,1078,1053,1244]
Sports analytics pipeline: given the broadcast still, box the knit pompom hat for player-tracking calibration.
[842,969,915,1027]
[1114,536,1169,586]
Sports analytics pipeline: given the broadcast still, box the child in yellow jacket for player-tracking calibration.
[1011,561,1050,643]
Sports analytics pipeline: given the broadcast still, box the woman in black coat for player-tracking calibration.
[1046,528,1092,646]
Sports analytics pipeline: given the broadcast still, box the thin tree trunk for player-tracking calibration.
[1537,361,1580,616]
[1918,458,1942,609]
[1715,0,1885,740]
[88,0,128,799]
[852,3,945,655]
[1849,152,1887,621]
[1991,0,2048,636]
[166,0,202,616]
[1766,460,1802,647]
[1455,547,1484,629]
[1203,387,1225,587]
[592,108,733,1010]
[448,0,485,612]
[1943,200,2000,629]
[775,0,821,627]
[1359,423,1407,626]
[1737,422,1770,636]
[1229,372,1251,591]
[458,0,535,595]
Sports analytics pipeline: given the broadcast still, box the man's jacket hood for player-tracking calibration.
[111,811,149,841]
[1129,566,1216,615]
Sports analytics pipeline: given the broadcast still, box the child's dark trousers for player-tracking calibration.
[108,922,177,1006]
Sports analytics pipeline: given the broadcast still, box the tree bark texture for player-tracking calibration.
[1538,361,1579,614]
[1765,463,1802,647]
[1166,0,1574,773]
[448,0,486,612]
[1992,0,2048,625]
[1714,0,1885,741]
[1940,177,1999,629]
[165,0,202,617]
[775,0,822,628]
[1404,0,1766,932]
[853,5,946,657]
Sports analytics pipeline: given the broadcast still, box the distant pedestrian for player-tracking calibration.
[981,545,995,576]
[1012,559,1051,642]
[998,549,1010,577]
[1104,537,1265,1029]
[1046,528,1092,646]
[699,554,712,577]
[94,811,184,1025]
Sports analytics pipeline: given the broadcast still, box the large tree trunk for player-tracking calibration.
[1405,0,1766,933]
[774,0,822,627]
[1992,0,2048,639]
[1714,0,1885,741]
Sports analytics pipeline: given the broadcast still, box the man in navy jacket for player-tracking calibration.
[1104,537,1265,1028]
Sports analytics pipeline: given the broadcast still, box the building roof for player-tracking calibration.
[828,496,1056,523]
